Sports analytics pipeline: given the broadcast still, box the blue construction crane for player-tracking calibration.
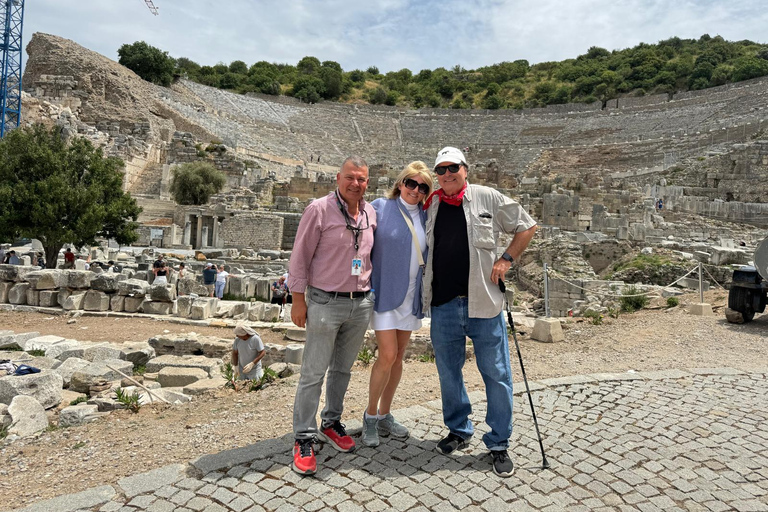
[0,0,24,138]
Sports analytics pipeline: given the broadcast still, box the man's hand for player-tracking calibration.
[242,362,255,374]
[490,258,512,284]
[292,293,307,328]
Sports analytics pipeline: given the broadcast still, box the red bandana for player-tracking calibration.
[423,183,467,210]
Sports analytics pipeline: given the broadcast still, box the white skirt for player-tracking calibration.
[371,286,422,332]
[154,276,168,285]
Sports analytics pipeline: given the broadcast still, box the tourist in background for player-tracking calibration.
[202,262,217,297]
[215,264,229,299]
[6,250,19,265]
[362,161,432,448]
[154,261,171,285]
[271,275,288,307]
[63,248,75,269]
[424,146,537,477]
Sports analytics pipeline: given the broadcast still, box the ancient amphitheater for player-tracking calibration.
[19,33,768,268]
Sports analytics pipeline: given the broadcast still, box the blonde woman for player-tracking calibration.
[363,161,433,447]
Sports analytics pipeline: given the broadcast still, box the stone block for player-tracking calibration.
[142,300,173,315]
[531,318,565,343]
[8,395,48,437]
[263,304,281,322]
[59,404,101,427]
[248,301,265,321]
[26,289,40,306]
[25,269,63,290]
[149,284,176,302]
[177,278,209,296]
[145,354,222,377]
[190,298,218,320]
[83,290,111,311]
[689,303,714,316]
[267,362,300,378]
[124,296,143,313]
[84,344,126,362]
[0,371,64,409]
[69,359,134,394]
[110,294,125,312]
[122,342,156,367]
[0,281,12,303]
[285,344,304,365]
[29,356,58,370]
[117,278,150,297]
[157,367,208,387]
[52,357,90,387]
[8,283,30,305]
[62,290,86,310]
[90,273,124,293]
[66,270,93,289]
[0,264,19,281]
[148,333,230,358]
[724,307,746,324]
[182,377,227,395]
[176,296,193,317]
[151,388,192,404]
[262,343,286,367]
[39,290,59,307]
[284,328,306,342]
[41,339,81,359]
[22,334,66,352]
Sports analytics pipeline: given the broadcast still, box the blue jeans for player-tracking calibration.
[293,287,374,438]
[430,297,513,450]
[215,281,225,299]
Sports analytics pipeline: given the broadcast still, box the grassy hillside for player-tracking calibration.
[158,35,768,109]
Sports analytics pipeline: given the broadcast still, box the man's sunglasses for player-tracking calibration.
[435,164,462,176]
[404,178,429,195]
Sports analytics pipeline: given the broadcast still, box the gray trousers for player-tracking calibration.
[293,287,374,439]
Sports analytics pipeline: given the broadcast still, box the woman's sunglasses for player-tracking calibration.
[403,178,429,195]
[435,164,461,176]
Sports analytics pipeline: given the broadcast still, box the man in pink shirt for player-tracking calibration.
[288,156,377,475]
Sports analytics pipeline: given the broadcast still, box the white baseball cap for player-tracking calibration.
[206,262,213,267]
[434,146,467,168]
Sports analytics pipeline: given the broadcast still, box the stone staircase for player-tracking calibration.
[128,163,165,197]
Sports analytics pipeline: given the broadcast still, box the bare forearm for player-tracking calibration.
[504,225,537,260]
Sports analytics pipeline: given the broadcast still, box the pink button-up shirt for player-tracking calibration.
[288,191,377,294]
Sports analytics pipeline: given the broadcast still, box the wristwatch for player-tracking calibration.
[501,252,514,263]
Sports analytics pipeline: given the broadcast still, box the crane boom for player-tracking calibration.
[144,0,159,15]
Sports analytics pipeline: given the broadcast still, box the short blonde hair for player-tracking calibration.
[387,161,433,201]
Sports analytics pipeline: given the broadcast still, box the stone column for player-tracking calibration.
[195,215,203,250]
[201,225,209,248]
[183,220,191,246]
[212,216,220,248]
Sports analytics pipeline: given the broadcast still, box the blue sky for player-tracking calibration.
[23,0,768,73]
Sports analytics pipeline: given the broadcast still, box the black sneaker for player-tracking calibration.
[435,433,469,455]
[491,450,514,477]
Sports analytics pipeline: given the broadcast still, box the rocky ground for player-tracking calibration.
[1,290,766,510]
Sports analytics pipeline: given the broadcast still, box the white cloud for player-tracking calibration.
[22,0,768,72]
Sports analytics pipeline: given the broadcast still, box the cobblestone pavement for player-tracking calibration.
[14,368,768,512]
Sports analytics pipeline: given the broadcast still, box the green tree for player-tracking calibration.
[297,56,322,75]
[366,66,380,75]
[0,124,141,268]
[117,41,175,86]
[291,75,325,103]
[175,57,201,79]
[229,60,248,74]
[169,162,227,205]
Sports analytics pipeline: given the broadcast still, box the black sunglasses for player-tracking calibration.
[435,164,462,176]
[404,178,429,195]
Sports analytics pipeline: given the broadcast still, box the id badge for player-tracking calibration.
[351,258,362,276]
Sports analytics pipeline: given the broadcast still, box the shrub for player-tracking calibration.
[114,388,141,413]
[117,41,175,86]
[221,362,235,388]
[583,310,603,325]
[417,353,436,363]
[357,346,374,366]
[248,367,278,392]
[169,162,226,205]
[620,285,650,313]
[666,296,680,308]
[69,396,88,406]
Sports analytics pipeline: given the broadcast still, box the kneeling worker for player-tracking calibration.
[232,324,265,381]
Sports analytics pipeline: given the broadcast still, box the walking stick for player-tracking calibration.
[499,280,550,470]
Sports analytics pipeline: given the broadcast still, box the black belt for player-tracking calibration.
[315,288,368,299]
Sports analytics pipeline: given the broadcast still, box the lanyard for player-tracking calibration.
[335,190,369,252]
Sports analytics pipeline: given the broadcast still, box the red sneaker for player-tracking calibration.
[292,438,317,475]
[319,421,356,452]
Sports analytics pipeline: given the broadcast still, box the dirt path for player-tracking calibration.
[1,290,766,509]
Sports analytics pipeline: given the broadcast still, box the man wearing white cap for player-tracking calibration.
[423,146,537,477]
[232,324,265,380]
[202,262,218,297]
